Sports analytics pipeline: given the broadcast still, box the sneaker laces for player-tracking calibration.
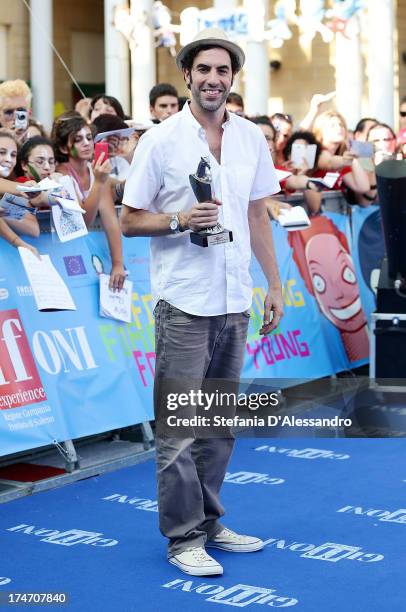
[186,547,212,563]
[216,527,244,541]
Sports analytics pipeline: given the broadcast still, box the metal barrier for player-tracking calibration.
[274,189,349,215]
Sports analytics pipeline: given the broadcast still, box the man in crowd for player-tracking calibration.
[121,28,283,577]
[0,79,32,143]
[149,82,179,122]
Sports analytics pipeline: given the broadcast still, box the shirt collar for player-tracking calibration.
[182,100,232,130]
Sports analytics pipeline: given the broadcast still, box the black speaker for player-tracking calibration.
[374,315,406,378]
[376,160,406,281]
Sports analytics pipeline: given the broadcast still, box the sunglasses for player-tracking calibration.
[3,107,28,117]
[400,111,406,117]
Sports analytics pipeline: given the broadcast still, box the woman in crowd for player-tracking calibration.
[249,116,295,219]
[26,118,48,139]
[14,136,68,210]
[353,117,378,142]
[346,122,399,207]
[52,112,126,291]
[250,116,277,162]
[270,112,293,165]
[283,131,322,178]
[367,122,397,165]
[0,130,40,255]
[397,128,406,159]
[312,110,370,196]
[282,131,324,215]
[92,113,130,181]
[15,136,59,183]
[89,94,126,123]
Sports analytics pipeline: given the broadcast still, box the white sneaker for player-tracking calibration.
[168,546,223,576]
[206,527,264,552]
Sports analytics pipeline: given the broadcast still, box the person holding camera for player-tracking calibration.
[0,79,32,144]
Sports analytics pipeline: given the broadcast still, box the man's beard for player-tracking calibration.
[189,75,230,112]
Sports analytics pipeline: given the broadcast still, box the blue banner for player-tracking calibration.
[0,230,151,457]
[0,209,377,456]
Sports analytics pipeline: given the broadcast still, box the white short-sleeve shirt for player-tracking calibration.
[123,102,279,316]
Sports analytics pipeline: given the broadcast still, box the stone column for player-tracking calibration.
[30,0,54,129]
[130,0,156,120]
[104,0,130,114]
[335,17,362,130]
[243,0,269,115]
[367,0,394,126]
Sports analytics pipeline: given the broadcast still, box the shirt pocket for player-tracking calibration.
[229,162,257,201]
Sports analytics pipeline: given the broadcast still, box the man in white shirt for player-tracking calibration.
[121,28,283,577]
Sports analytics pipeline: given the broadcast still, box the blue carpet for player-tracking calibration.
[0,438,405,611]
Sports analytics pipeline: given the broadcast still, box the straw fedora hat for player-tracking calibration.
[176,27,245,72]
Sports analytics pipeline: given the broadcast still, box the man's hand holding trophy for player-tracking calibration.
[187,157,233,247]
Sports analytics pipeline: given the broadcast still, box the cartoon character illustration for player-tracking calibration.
[289,215,369,363]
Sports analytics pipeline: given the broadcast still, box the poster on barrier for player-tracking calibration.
[286,212,369,369]
[245,220,344,381]
[0,232,150,457]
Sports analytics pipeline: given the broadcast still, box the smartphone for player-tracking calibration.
[94,141,109,164]
[349,139,374,158]
[291,143,317,169]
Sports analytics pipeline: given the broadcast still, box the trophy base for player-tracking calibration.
[190,229,233,247]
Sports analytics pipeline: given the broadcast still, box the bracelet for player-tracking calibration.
[362,192,377,202]
[306,179,323,192]
[306,180,318,191]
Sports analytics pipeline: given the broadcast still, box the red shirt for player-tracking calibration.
[275,164,295,195]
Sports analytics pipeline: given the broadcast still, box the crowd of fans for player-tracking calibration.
[0,77,404,280]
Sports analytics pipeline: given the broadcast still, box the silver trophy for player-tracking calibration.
[189,157,233,247]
